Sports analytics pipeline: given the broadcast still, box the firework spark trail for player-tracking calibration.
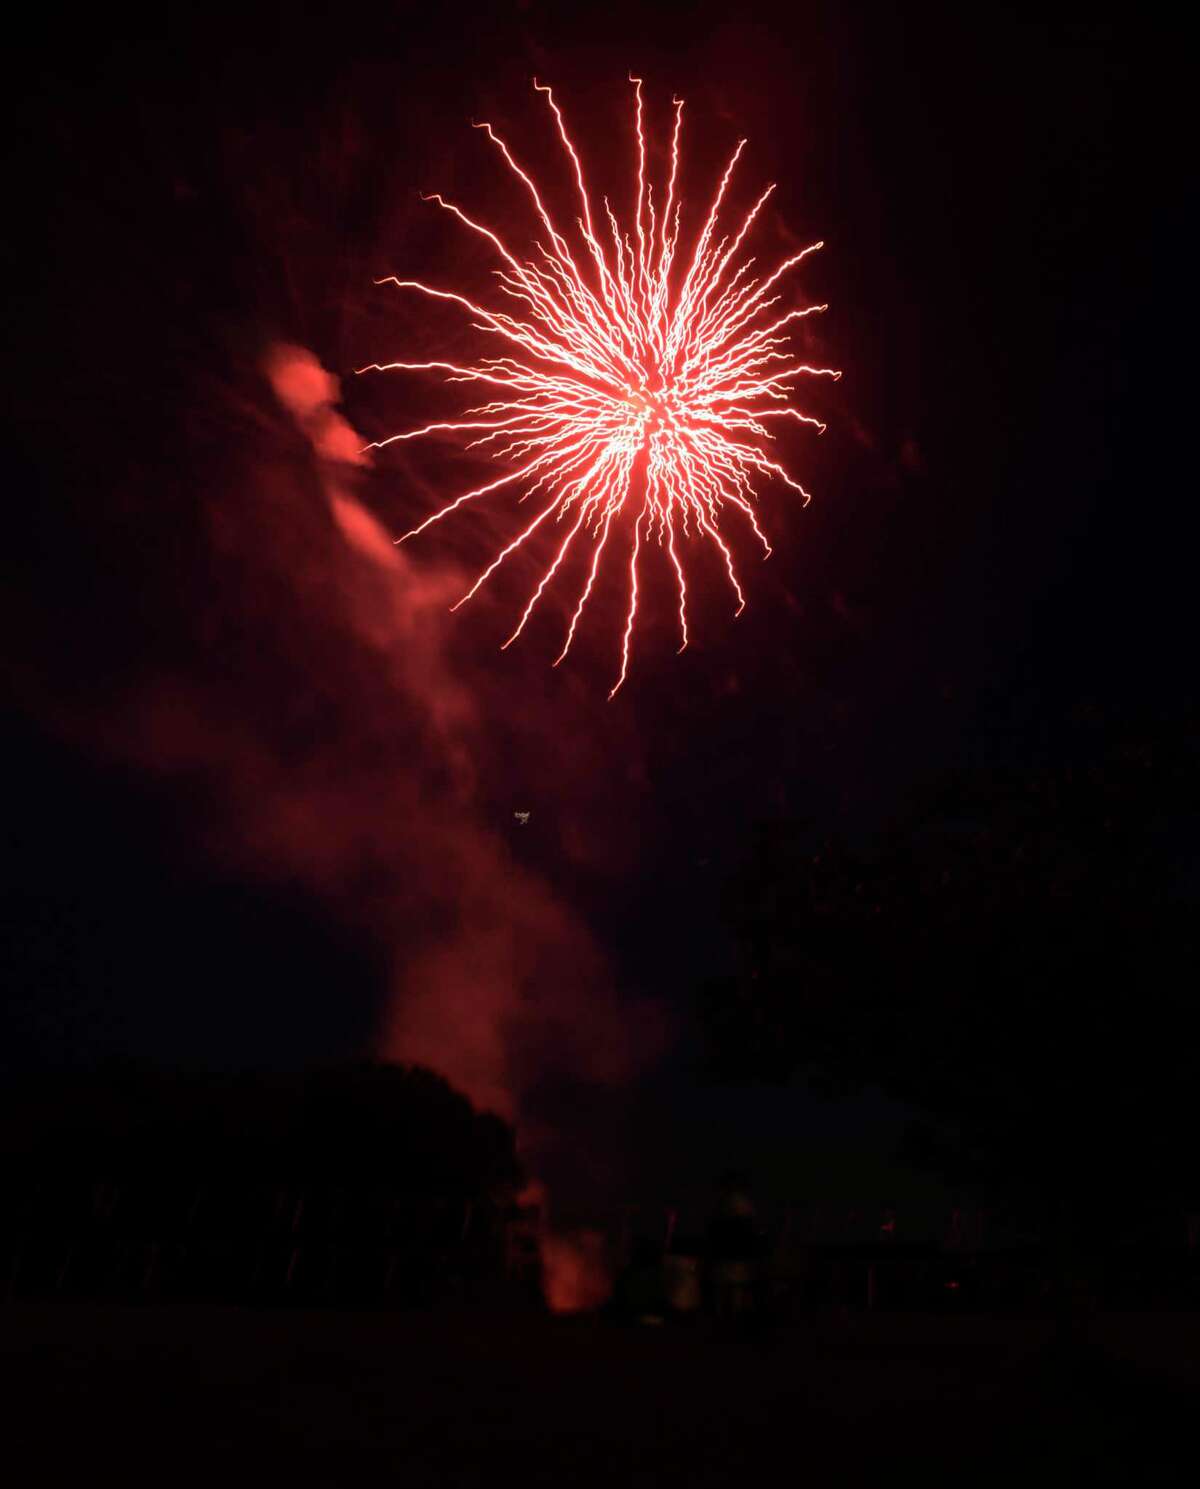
[361,78,840,696]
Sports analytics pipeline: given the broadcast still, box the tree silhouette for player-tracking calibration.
[0,1060,524,1303]
[699,709,1200,1259]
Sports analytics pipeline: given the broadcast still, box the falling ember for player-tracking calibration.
[361,78,840,696]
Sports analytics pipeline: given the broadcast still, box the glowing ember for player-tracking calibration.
[361,78,840,696]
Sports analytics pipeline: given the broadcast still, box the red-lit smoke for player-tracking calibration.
[39,340,664,1137]
[265,345,660,1308]
[518,1179,613,1314]
[261,344,667,1118]
[363,78,839,695]
[12,337,652,1308]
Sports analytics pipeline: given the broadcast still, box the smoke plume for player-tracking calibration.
[17,338,664,1306]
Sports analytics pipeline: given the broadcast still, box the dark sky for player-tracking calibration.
[3,2,1191,1223]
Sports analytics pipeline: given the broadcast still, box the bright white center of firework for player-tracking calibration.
[627,382,678,437]
[360,78,842,698]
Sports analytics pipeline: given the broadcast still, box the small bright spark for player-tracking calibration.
[361,78,840,696]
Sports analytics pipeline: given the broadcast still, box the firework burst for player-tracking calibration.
[361,78,840,696]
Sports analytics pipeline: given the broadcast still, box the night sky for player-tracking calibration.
[4,3,1190,1226]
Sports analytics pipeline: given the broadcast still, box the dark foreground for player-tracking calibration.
[2,1304,1195,1486]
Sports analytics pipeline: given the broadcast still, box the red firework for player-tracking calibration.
[361,78,840,696]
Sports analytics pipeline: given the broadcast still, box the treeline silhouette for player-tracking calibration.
[0,1061,527,1306]
[697,709,1200,1320]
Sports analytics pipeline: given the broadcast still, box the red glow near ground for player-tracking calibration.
[361,78,840,696]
